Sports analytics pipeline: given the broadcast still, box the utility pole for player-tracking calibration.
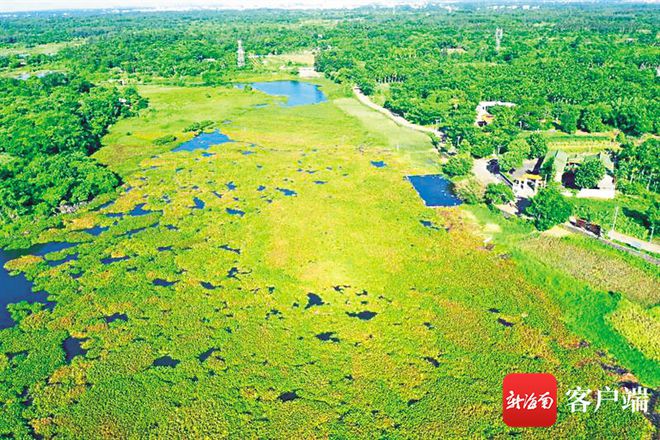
[609,206,619,237]
[495,28,503,52]
[237,39,245,68]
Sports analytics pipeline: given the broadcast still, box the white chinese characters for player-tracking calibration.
[506,391,554,410]
[565,386,650,413]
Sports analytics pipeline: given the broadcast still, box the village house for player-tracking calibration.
[502,158,544,198]
[541,150,616,199]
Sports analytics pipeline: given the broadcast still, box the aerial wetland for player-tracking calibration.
[0,78,657,438]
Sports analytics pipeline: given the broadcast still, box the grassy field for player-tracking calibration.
[333,96,437,168]
[260,51,315,68]
[466,205,659,388]
[0,40,83,56]
[0,80,657,438]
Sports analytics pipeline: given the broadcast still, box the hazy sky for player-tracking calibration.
[1,0,424,13]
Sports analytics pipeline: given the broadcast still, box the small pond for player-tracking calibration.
[407,175,462,207]
[236,81,327,107]
[276,188,297,197]
[0,242,77,329]
[172,130,233,153]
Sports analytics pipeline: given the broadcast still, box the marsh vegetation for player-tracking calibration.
[0,5,658,439]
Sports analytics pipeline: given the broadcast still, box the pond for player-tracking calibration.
[407,175,462,207]
[0,242,76,329]
[237,81,327,107]
[152,355,180,368]
[81,225,109,236]
[172,130,233,152]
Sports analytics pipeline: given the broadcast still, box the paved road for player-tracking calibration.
[473,158,501,185]
[352,87,443,138]
[562,224,659,265]
[608,230,660,255]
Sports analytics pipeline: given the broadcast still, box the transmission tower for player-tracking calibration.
[237,39,245,68]
[495,28,503,52]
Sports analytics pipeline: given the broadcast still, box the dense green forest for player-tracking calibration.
[0,74,146,220]
[316,7,659,137]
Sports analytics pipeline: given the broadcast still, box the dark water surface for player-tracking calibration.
[407,175,462,207]
[63,336,87,362]
[0,242,77,329]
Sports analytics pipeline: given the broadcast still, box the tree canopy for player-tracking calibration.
[0,74,143,221]
[526,185,573,230]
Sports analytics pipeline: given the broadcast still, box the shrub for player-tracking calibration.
[560,107,579,134]
[453,177,485,204]
[470,141,493,158]
[184,120,214,133]
[484,183,515,205]
[540,156,556,181]
[153,134,177,145]
[443,154,473,177]
[579,108,605,133]
[526,185,572,230]
[499,138,530,171]
[574,158,605,189]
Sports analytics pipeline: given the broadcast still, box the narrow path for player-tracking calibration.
[352,87,443,138]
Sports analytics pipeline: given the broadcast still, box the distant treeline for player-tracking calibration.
[0,6,657,221]
[315,6,659,138]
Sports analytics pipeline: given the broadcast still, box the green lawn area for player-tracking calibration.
[261,51,315,67]
[333,96,436,170]
[0,40,83,56]
[0,83,655,438]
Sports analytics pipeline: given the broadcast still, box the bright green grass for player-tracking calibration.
[260,51,315,67]
[607,299,660,362]
[333,97,437,170]
[0,84,655,438]
[0,40,83,56]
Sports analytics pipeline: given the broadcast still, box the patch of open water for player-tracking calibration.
[236,81,327,107]
[172,130,233,153]
[407,175,462,207]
